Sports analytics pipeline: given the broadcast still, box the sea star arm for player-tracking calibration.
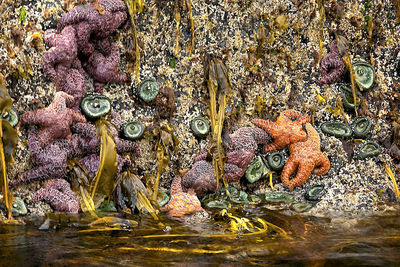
[20,110,48,127]
[71,122,97,139]
[280,156,299,191]
[313,154,330,175]
[115,138,140,156]
[21,161,67,183]
[170,175,183,195]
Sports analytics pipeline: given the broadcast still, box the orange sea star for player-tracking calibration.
[252,109,311,153]
[281,123,330,191]
[161,176,205,219]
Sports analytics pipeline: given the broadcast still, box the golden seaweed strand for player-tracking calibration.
[0,119,11,220]
[317,0,325,65]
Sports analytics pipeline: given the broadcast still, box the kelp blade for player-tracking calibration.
[90,122,118,208]
[0,74,12,114]
[0,120,14,219]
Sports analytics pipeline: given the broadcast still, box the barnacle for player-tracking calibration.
[80,94,111,120]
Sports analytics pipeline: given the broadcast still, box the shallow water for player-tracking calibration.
[1,206,400,266]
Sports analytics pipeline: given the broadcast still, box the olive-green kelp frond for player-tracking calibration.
[0,74,16,221]
[90,119,118,208]
[317,0,325,65]
[152,125,179,202]
[173,0,195,57]
[124,0,145,83]
[205,55,231,192]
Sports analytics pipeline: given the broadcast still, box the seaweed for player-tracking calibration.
[152,125,179,202]
[0,74,17,221]
[317,0,325,65]
[124,0,145,83]
[173,0,195,57]
[205,56,231,192]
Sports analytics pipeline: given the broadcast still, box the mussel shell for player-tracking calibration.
[321,122,352,138]
[304,183,326,202]
[245,155,269,183]
[351,116,372,139]
[137,79,160,103]
[353,60,375,91]
[264,192,294,203]
[356,141,381,160]
[265,151,285,171]
[121,120,145,141]
[338,84,362,111]
[190,116,210,139]
[80,94,111,120]
[291,202,313,213]
[1,108,19,127]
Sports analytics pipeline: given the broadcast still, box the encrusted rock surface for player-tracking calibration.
[1,0,400,218]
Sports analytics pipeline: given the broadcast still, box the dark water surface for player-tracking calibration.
[1,206,400,266]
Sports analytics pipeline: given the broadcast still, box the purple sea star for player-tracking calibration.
[84,43,127,93]
[42,26,78,90]
[20,92,86,148]
[59,59,87,110]
[57,0,128,56]
[71,111,140,157]
[31,179,80,213]
[317,40,346,85]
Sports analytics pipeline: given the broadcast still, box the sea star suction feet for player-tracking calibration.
[317,40,346,86]
[252,109,310,153]
[281,123,330,191]
[20,92,86,148]
[161,176,206,219]
[31,179,80,213]
[42,26,78,90]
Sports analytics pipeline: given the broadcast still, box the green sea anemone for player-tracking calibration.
[137,79,160,103]
[353,59,375,91]
[80,94,111,120]
[264,192,294,203]
[265,151,285,171]
[338,84,362,111]
[190,116,210,139]
[321,122,352,138]
[351,116,372,139]
[1,108,19,127]
[292,202,313,213]
[121,120,145,141]
[245,155,269,183]
[304,184,326,201]
[356,141,381,160]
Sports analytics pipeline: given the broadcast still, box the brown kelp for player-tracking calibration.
[205,56,231,191]
[0,74,18,221]
[317,0,325,65]
[124,0,144,83]
[152,124,179,202]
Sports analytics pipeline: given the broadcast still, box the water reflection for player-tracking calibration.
[1,206,400,266]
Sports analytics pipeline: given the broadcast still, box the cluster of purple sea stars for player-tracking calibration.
[13,1,141,213]
[42,0,128,106]
[181,127,271,196]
